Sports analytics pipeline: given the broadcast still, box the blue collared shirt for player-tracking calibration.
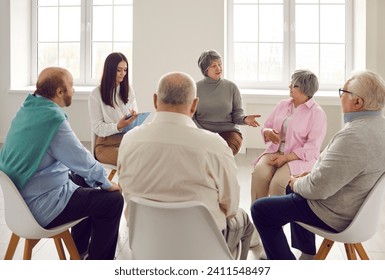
[343,110,383,123]
[19,120,111,227]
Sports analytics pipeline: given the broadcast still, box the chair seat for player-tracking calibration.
[296,172,385,260]
[0,170,83,260]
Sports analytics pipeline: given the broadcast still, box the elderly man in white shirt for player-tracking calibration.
[117,71,254,259]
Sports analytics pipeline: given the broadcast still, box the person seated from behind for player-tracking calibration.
[118,71,254,259]
[89,52,139,165]
[0,67,123,260]
[251,70,385,260]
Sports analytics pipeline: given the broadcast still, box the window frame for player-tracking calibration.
[226,0,354,91]
[31,0,133,86]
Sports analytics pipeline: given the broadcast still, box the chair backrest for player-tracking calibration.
[299,172,385,243]
[0,170,79,239]
[128,196,235,260]
[340,172,385,242]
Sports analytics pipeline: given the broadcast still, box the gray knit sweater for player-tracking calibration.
[295,111,385,232]
[193,77,246,133]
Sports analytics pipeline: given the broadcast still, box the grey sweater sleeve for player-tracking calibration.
[230,83,246,125]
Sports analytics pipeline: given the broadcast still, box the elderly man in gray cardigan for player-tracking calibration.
[251,70,385,260]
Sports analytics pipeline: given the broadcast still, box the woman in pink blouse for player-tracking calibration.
[251,70,327,202]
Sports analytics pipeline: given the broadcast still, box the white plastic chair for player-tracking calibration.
[297,172,385,260]
[90,132,117,181]
[128,196,240,260]
[0,170,83,260]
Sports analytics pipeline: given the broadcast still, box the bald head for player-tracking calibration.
[35,67,72,99]
[155,72,198,116]
[34,67,74,107]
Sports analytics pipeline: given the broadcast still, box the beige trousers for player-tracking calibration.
[94,134,123,165]
[250,152,291,203]
[223,208,255,260]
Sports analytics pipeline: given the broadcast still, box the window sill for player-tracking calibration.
[240,89,341,106]
[8,86,95,101]
[8,87,341,106]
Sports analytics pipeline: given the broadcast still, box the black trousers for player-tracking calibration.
[46,173,124,260]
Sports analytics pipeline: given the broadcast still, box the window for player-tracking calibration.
[227,0,352,90]
[32,0,133,86]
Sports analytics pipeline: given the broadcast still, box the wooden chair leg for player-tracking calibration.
[353,243,369,260]
[54,238,67,260]
[344,243,357,260]
[4,233,20,260]
[4,231,81,260]
[108,169,117,181]
[314,238,334,260]
[23,239,40,260]
[59,230,81,260]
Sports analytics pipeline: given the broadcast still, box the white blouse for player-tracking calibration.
[279,104,296,153]
[88,85,138,137]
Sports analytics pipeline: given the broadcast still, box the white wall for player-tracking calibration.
[366,0,385,75]
[0,0,11,142]
[133,0,225,112]
[1,0,385,149]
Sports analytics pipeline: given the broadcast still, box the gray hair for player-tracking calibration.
[291,70,319,99]
[157,72,196,105]
[346,70,385,110]
[197,50,222,76]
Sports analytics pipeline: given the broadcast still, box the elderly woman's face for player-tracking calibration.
[289,80,301,97]
[206,59,222,80]
[289,79,309,105]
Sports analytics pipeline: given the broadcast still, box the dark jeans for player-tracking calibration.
[250,186,337,260]
[46,172,124,260]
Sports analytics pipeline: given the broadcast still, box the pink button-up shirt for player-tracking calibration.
[254,98,327,175]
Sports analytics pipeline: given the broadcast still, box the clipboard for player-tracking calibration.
[121,112,151,133]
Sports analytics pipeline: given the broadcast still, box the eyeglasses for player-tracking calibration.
[338,88,353,98]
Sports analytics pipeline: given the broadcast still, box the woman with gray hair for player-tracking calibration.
[251,69,327,201]
[194,50,261,155]
[250,70,327,256]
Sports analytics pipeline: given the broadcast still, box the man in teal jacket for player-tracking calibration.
[0,67,123,260]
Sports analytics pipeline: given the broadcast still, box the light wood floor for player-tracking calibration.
[1,147,385,260]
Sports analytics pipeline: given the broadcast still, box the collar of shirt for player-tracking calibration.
[204,76,223,84]
[152,111,198,128]
[344,110,383,123]
[290,97,316,110]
